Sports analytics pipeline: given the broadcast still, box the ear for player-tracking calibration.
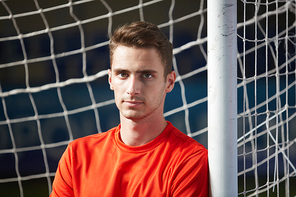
[165,71,176,93]
[108,69,114,90]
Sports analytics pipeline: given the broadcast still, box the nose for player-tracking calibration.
[126,76,140,95]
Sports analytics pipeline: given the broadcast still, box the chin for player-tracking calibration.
[124,114,145,121]
[121,111,148,121]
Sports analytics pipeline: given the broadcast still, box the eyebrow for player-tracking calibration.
[112,69,158,74]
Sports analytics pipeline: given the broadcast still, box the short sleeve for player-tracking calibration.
[50,144,74,197]
[170,149,208,197]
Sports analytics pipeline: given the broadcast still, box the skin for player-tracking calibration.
[108,45,176,146]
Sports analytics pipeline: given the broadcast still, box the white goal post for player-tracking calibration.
[207,0,237,196]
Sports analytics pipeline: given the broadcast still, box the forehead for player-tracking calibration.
[111,45,164,71]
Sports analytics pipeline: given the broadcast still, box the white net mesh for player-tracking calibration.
[237,0,296,196]
[0,0,295,197]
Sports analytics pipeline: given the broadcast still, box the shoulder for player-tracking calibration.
[168,122,206,150]
[68,125,119,151]
[165,122,208,160]
[166,126,209,197]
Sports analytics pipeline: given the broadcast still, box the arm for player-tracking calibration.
[171,149,209,197]
[50,145,74,197]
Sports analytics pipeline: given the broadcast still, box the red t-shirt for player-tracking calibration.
[50,121,208,197]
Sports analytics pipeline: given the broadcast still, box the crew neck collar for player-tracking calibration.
[114,121,173,153]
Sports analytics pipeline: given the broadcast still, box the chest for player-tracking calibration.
[72,146,177,197]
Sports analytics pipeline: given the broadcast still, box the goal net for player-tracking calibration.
[0,0,295,197]
[237,0,296,196]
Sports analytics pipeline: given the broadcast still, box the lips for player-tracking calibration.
[124,100,143,107]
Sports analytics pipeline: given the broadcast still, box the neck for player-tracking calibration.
[119,114,167,146]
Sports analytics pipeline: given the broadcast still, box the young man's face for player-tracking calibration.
[108,45,176,122]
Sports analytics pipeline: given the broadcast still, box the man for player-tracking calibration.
[50,21,208,197]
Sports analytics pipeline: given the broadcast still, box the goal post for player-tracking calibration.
[207,0,237,196]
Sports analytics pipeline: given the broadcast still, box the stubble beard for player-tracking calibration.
[119,96,164,122]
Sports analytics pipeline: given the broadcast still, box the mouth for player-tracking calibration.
[123,100,143,107]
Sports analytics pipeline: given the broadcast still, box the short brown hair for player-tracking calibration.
[109,21,173,77]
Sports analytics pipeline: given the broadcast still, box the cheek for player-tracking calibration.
[111,80,123,91]
[149,85,166,99]
[113,85,125,99]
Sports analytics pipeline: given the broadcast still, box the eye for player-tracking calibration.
[118,72,128,78]
[142,73,153,79]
